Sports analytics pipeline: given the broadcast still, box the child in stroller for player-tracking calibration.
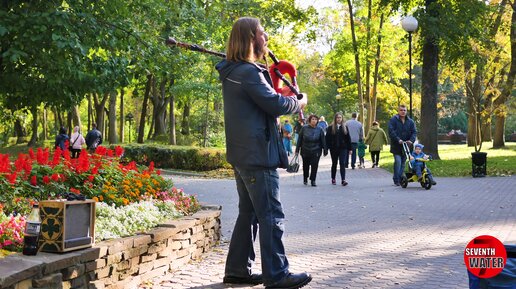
[400,142,436,190]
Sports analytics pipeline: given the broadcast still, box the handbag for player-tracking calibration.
[287,153,300,173]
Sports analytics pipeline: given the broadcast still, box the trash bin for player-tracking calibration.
[468,245,516,289]
[471,152,487,178]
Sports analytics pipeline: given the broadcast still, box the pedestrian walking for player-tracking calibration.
[54,126,69,152]
[293,118,305,146]
[296,114,327,187]
[388,104,417,186]
[357,139,366,168]
[69,126,86,158]
[282,119,293,156]
[365,121,389,168]
[345,112,364,169]
[325,112,351,186]
[317,116,328,135]
[215,17,312,289]
[85,123,103,153]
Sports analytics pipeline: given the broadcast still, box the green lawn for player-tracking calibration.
[378,142,515,177]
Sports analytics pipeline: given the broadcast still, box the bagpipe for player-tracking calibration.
[165,37,304,120]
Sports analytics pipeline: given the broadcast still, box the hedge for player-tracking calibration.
[120,144,230,171]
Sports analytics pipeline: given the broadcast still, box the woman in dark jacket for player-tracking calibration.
[295,114,327,186]
[326,112,352,186]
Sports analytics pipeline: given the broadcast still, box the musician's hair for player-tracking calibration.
[226,17,261,62]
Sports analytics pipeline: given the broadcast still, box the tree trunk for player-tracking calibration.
[92,92,109,135]
[87,94,92,130]
[169,79,176,145]
[363,0,373,133]
[138,74,152,143]
[42,107,48,141]
[28,105,38,147]
[108,91,118,144]
[493,2,515,148]
[152,79,170,138]
[119,88,124,143]
[71,105,81,129]
[372,13,384,124]
[420,0,440,160]
[347,0,364,123]
[181,102,190,135]
[14,117,27,144]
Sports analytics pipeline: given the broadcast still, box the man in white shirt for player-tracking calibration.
[345,112,364,169]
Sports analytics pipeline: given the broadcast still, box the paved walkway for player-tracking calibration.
[141,155,516,289]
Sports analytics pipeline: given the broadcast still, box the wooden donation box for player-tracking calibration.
[39,199,96,252]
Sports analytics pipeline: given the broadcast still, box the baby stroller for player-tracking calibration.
[400,142,433,190]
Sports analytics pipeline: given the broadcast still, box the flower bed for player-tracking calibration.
[0,146,200,253]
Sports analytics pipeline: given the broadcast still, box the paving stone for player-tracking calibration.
[136,156,515,289]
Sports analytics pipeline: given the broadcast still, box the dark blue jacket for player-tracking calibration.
[388,114,417,155]
[216,60,301,169]
[55,133,69,150]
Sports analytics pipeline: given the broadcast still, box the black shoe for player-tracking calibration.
[341,180,348,186]
[417,176,423,182]
[303,179,307,185]
[223,274,263,285]
[311,181,316,187]
[265,272,312,289]
[394,182,400,186]
[431,180,437,185]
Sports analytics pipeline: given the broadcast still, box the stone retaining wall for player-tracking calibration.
[0,205,221,289]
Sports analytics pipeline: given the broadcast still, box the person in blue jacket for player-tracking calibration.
[388,104,417,186]
[410,144,436,184]
[216,17,312,289]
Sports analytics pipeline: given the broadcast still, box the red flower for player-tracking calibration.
[0,154,10,173]
[51,173,59,182]
[30,175,37,186]
[114,146,124,157]
[6,172,17,184]
[95,146,107,156]
[149,161,155,172]
[42,175,50,184]
[156,170,161,176]
[28,148,35,159]
[88,175,95,182]
[70,188,80,194]
[106,150,114,157]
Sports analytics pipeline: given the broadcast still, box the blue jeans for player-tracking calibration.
[225,167,289,285]
[348,143,358,168]
[393,153,406,184]
[283,138,292,155]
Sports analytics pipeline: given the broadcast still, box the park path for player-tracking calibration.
[141,155,516,289]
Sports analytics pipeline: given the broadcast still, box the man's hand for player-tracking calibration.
[298,93,307,110]
[406,140,413,145]
[410,156,414,161]
[398,139,403,144]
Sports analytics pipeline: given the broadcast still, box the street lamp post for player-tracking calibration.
[401,15,418,119]
[125,113,134,143]
[335,94,341,112]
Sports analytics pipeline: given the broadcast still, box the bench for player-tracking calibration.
[438,133,467,144]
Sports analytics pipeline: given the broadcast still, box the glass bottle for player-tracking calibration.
[22,203,41,255]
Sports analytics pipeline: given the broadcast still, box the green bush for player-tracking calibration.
[121,144,230,171]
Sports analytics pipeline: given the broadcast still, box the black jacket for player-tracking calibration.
[325,124,352,153]
[85,129,102,149]
[388,114,417,155]
[296,125,326,156]
[216,60,301,169]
